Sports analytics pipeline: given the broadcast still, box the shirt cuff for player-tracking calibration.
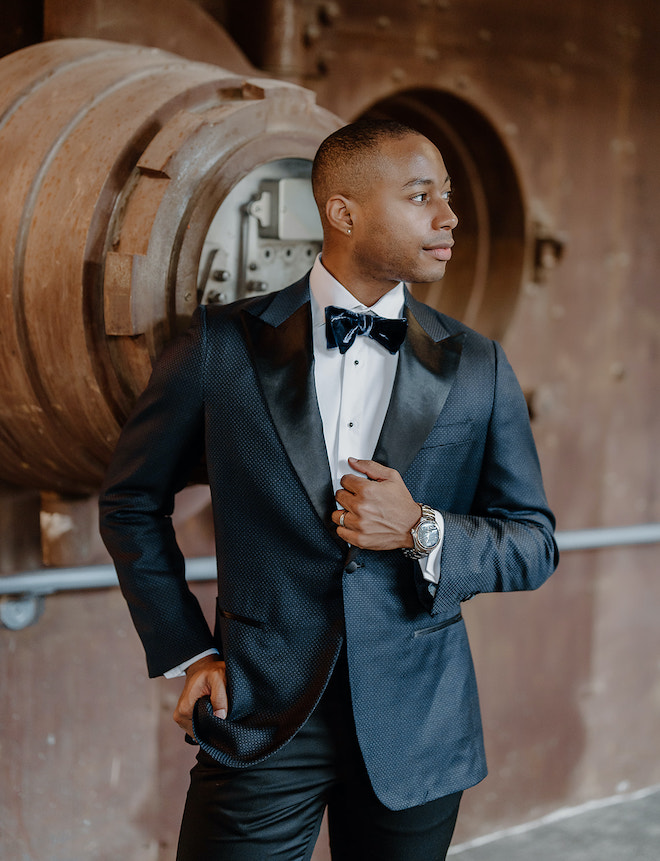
[418,509,444,585]
[163,648,220,679]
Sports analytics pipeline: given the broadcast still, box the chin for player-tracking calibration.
[415,265,447,283]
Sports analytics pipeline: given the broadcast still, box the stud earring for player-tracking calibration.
[347,228,352,235]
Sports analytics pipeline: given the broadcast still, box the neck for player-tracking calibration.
[320,253,401,307]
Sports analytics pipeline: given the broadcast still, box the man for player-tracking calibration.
[99,119,558,860]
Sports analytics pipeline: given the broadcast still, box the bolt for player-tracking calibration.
[318,1,340,24]
[206,291,227,305]
[212,269,230,281]
[247,281,269,293]
[304,22,322,44]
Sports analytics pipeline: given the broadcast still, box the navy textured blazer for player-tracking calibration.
[99,274,558,811]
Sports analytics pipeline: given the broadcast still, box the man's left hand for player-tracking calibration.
[332,458,420,550]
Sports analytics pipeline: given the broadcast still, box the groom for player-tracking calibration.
[100,118,558,860]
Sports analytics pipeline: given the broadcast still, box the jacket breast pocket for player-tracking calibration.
[421,421,474,449]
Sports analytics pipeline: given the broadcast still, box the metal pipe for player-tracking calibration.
[0,557,217,596]
[1,524,659,629]
[555,523,660,552]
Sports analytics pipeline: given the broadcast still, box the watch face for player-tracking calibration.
[417,520,440,549]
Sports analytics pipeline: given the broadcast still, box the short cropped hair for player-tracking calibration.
[311,118,421,221]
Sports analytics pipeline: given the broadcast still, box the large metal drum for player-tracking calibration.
[0,39,339,493]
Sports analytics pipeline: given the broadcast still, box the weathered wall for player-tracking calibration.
[1,1,659,858]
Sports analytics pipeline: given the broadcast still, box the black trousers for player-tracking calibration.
[176,651,462,860]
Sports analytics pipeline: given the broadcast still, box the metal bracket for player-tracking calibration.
[533,222,567,283]
[0,594,45,630]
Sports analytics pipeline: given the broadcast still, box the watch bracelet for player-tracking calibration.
[402,503,438,559]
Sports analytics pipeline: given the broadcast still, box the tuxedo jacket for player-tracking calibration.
[99,273,558,810]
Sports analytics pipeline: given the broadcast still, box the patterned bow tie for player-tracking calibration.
[325,306,408,355]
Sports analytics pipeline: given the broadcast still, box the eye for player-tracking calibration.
[441,189,452,202]
[411,192,428,203]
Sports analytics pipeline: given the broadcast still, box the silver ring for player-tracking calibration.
[339,511,346,528]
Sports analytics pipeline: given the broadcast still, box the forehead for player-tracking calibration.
[371,134,448,186]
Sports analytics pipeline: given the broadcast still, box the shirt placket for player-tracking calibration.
[336,334,368,481]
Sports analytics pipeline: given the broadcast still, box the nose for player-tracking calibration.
[434,198,458,231]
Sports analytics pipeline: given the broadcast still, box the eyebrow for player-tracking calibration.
[402,174,451,190]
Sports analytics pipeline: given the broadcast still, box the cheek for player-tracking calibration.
[365,218,411,252]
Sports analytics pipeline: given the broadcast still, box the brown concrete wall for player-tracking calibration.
[1,1,659,858]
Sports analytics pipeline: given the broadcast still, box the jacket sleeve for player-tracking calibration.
[432,340,559,615]
[99,307,216,676]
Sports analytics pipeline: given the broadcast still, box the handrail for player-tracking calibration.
[1,524,660,629]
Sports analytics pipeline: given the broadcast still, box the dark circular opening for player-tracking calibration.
[359,89,527,340]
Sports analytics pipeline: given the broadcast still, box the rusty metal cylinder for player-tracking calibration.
[0,39,339,494]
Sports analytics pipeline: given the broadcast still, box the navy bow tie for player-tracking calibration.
[325,306,408,355]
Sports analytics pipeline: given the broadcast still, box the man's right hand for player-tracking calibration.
[173,654,228,736]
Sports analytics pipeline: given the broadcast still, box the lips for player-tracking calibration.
[424,244,453,261]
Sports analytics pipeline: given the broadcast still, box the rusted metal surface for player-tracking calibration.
[39,493,107,567]
[0,38,338,494]
[44,0,255,73]
[0,484,42,575]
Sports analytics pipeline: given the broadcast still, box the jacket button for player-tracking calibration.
[344,561,358,574]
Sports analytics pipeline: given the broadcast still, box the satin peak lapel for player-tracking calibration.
[373,295,465,478]
[240,279,337,535]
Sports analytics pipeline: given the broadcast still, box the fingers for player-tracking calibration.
[332,459,419,550]
[209,666,229,719]
[331,506,351,530]
[173,660,228,735]
[347,457,393,481]
[173,694,195,735]
[339,460,397,494]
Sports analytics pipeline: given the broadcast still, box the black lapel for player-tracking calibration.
[239,276,338,537]
[373,290,465,478]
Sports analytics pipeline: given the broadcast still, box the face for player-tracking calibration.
[349,134,458,291]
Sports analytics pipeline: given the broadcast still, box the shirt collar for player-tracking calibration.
[309,254,405,329]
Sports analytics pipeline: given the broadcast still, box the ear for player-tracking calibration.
[325,194,355,235]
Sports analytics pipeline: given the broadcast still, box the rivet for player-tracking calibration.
[304,22,322,45]
[318,1,341,24]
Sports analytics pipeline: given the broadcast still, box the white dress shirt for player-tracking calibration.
[165,256,443,677]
